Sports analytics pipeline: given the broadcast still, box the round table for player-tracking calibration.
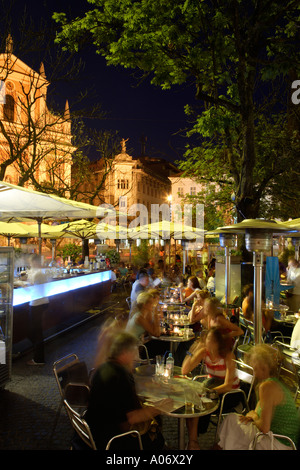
[151,333,195,355]
[134,364,219,450]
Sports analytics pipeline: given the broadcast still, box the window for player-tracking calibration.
[190,187,196,195]
[178,187,184,196]
[118,179,129,189]
[3,94,14,122]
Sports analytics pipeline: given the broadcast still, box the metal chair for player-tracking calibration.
[272,341,300,403]
[64,399,143,450]
[136,343,151,365]
[250,431,297,450]
[213,360,255,439]
[51,354,91,441]
[64,399,97,450]
[106,430,143,450]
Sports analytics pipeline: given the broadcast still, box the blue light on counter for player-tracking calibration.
[13,271,111,306]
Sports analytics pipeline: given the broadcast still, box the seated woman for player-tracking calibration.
[242,284,254,321]
[126,291,161,342]
[84,331,173,450]
[180,276,201,305]
[188,289,210,334]
[201,297,243,340]
[182,327,240,450]
[217,343,300,450]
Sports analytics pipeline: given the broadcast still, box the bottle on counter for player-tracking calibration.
[165,352,174,378]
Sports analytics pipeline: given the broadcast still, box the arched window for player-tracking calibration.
[3,94,15,122]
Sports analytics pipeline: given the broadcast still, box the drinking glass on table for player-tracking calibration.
[184,388,195,414]
[155,355,164,376]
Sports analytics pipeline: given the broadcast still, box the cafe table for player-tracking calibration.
[151,332,195,355]
[134,364,219,450]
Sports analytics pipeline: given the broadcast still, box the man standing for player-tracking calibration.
[129,268,149,316]
[27,254,49,366]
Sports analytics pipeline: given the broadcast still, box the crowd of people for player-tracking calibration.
[79,257,300,451]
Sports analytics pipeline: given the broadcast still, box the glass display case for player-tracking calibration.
[0,247,14,388]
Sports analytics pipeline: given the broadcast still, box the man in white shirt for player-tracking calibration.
[27,254,49,366]
[286,257,300,313]
[129,269,150,316]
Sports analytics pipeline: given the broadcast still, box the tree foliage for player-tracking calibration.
[54,0,300,220]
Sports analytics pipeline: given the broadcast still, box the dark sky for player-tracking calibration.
[11,0,196,164]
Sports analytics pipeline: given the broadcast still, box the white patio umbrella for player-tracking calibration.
[0,181,113,254]
[0,221,34,245]
[129,220,204,273]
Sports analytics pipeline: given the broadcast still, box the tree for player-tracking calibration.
[0,3,120,204]
[54,0,300,220]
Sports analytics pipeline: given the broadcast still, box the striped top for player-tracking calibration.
[204,350,240,389]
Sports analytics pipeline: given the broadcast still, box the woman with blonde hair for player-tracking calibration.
[126,290,161,341]
[217,343,300,450]
[201,297,243,340]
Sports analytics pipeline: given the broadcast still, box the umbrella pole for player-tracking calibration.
[38,219,42,255]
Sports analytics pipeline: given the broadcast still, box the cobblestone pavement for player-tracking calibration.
[0,291,216,453]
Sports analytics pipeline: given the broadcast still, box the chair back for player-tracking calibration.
[234,360,255,403]
[271,341,300,402]
[105,430,143,450]
[64,399,97,450]
[251,431,297,450]
[53,353,90,407]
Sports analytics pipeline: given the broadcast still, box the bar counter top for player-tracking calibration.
[12,269,112,351]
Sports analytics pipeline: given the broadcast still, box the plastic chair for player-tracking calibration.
[64,399,97,450]
[250,431,297,450]
[51,354,91,441]
[106,430,143,450]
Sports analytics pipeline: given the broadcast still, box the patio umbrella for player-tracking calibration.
[128,220,204,273]
[0,181,113,254]
[0,221,34,245]
[129,220,204,241]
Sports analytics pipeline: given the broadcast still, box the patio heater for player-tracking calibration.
[218,219,298,344]
[219,232,238,305]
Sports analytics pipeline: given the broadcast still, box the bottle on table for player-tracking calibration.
[165,352,174,378]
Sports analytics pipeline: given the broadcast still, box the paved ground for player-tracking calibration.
[0,290,217,454]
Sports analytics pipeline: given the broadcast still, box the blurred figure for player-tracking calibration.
[182,327,240,450]
[26,254,49,366]
[286,257,300,312]
[126,291,161,342]
[201,298,243,340]
[84,331,173,450]
[130,268,150,308]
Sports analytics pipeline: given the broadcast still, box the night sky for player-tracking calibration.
[11,0,196,164]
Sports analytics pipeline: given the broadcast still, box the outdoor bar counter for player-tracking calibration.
[12,269,112,354]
